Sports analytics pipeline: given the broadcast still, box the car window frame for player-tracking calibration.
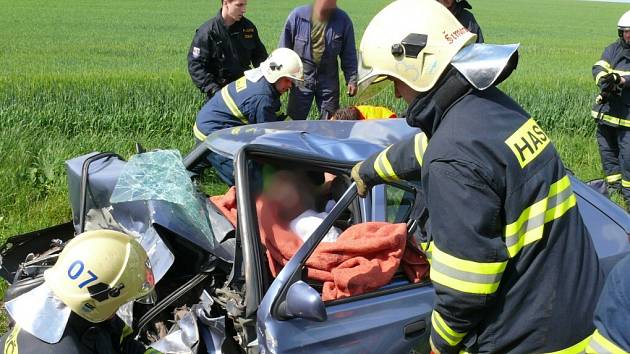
[235,146,433,315]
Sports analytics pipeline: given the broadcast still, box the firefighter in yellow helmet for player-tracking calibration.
[0,230,161,354]
[351,0,603,353]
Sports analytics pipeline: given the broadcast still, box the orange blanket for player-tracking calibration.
[211,187,430,301]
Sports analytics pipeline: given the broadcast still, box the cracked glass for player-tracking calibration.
[110,150,215,248]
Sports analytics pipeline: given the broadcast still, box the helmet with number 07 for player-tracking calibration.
[44,230,155,323]
[358,0,476,94]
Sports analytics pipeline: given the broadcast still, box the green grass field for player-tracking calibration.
[0,0,629,240]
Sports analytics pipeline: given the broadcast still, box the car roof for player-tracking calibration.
[204,119,419,164]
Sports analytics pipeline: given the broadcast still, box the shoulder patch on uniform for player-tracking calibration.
[192,47,200,58]
[235,77,247,93]
[505,118,550,168]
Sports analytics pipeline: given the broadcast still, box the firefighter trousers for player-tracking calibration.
[596,124,630,208]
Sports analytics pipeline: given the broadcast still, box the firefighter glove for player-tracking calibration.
[351,162,369,197]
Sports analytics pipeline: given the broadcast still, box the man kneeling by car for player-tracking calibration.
[192,48,304,186]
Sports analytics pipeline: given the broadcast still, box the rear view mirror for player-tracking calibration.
[281,281,327,322]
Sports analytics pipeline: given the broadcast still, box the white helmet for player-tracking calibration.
[358,0,476,93]
[619,10,630,36]
[260,48,304,84]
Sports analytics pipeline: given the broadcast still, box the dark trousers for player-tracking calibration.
[287,84,340,120]
[596,124,630,207]
[192,138,235,186]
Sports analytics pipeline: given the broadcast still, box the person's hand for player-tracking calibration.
[351,162,369,197]
[622,76,627,85]
[347,83,358,97]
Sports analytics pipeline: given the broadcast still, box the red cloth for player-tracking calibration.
[211,187,430,301]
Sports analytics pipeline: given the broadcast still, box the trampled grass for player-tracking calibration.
[0,0,628,240]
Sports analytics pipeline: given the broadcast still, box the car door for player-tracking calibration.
[257,183,434,354]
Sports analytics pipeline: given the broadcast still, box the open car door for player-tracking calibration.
[256,183,433,354]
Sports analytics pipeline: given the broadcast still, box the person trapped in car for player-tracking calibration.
[193,48,304,186]
[351,1,603,353]
[0,230,161,354]
[279,0,358,120]
[188,0,268,102]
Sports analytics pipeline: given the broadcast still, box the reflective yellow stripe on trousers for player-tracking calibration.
[606,174,622,184]
[504,175,576,258]
[586,330,627,354]
[221,86,248,124]
[591,111,630,128]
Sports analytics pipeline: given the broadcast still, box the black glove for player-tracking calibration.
[598,72,622,92]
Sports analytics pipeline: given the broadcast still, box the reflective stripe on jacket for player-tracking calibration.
[194,76,282,139]
[592,40,630,128]
[359,87,603,354]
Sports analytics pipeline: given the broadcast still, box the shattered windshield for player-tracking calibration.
[110,150,216,249]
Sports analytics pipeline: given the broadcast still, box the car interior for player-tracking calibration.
[240,155,431,304]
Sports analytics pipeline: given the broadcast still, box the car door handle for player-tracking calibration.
[404,320,426,339]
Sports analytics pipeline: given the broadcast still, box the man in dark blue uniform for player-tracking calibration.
[193,48,304,185]
[437,0,483,43]
[279,0,358,120]
[188,0,268,101]
[351,1,602,353]
[592,10,630,210]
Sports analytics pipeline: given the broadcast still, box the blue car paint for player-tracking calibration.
[259,286,433,354]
